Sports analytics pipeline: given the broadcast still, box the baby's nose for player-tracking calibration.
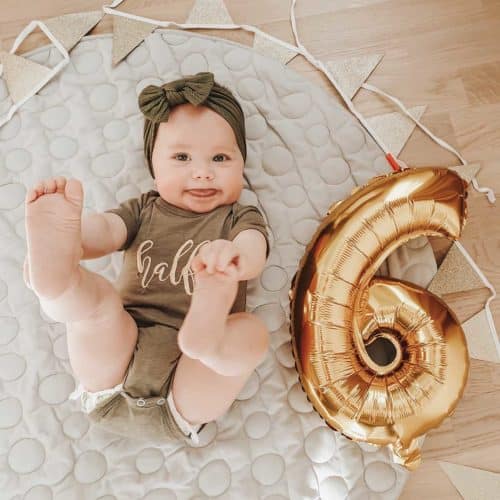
[193,165,214,179]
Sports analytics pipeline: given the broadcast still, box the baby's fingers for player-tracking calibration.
[222,263,239,280]
[191,255,205,273]
[203,249,219,273]
[215,247,239,272]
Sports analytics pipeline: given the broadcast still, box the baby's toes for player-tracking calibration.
[33,181,45,197]
[33,180,52,197]
[43,178,58,194]
[26,182,44,203]
[54,176,67,193]
[25,188,37,204]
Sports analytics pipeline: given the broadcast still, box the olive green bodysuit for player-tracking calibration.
[84,190,270,443]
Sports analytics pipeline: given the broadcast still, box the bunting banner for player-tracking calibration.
[440,462,500,499]
[0,19,70,128]
[449,163,481,183]
[0,0,494,203]
[0,0,495,206]
[44,11,103,52]
[428,242,485,297]
[186,0,234,25]
[112,15,157,66]
[461,308,500,363]
[0,51,52,104]
[365,105,427,157]
[427,241,499,364]
[252,31,298,65]
[325,53,384,99]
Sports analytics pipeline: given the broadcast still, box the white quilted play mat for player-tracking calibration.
[0,30,439,499]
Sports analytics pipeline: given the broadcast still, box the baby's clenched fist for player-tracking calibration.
[190,239,244,280]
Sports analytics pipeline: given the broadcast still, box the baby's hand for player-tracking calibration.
[191,239,243,280]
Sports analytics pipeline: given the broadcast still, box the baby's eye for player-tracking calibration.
[213,154,229,162]
[174,153,190,161]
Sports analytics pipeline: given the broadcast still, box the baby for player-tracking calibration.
[23,72,271,443]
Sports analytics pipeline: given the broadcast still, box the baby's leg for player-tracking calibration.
[173,312,269,425]
[25,177,138,392]
[178,269,270,377]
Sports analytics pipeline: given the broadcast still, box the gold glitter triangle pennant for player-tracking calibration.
[112,15,157,66]
[449,163,481,183]
[366,105,426,156]
[44,11,103,52]
[325,53,384,99]
[461,308,500,363]
[427,242,485,296]
[253,31,298,65]
[0,51,52,104]
[439,462,500,499]
[186,0,234,25]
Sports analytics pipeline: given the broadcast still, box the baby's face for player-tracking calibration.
[151,103,244,213]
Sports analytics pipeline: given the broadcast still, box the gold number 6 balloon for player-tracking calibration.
[288,167,469,470]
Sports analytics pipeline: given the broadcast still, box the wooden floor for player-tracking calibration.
[1,1,499,498]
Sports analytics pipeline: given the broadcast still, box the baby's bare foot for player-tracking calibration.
[178,267,238,362]
[25,177,84,299]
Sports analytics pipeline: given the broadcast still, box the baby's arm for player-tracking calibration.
[232,229,268,280]
[80,212,127,259]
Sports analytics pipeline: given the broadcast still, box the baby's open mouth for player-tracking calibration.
[187,189,218,198]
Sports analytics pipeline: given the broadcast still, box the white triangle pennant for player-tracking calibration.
[449,163,481,183]
[0,51,52,104]
[44,11,104,52]
[112,15,157,66]
[253,31,298,65]
[186,0,234,25]
[461,308,500,363]
[440,462,500,499]
[326,53,383,99]
[366,105,426,157]
[427,242,485,297]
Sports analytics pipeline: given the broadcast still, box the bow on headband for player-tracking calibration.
[138,72,215,123]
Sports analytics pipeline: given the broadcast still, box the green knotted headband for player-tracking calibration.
[138,71,247,179]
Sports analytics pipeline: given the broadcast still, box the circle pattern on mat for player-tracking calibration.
[23,485,52,500]
[304,427,337,463]
[363,461,397,492]
[142,489,176,500]
[74,450,107,484]
[73,50,103,74]
[251,453,285,485]
[8,438,45,473]
[135,448,165,474]
[40,105,70,129]
[198,460,231,496]
[244,411,271,439]
[0,353,26,381]
[320,476,348,500]
[89,84,118,111]
[5,148,32,171]
[0,317,19,345]
[0,397,22,429]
